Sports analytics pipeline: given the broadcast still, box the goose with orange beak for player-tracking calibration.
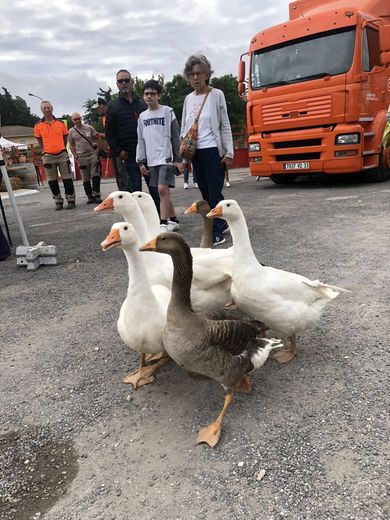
[207,200,349,364]
[101,222,170,388]
[139,231,283,447]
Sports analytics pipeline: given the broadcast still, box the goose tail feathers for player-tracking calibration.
[303,280,351,300]
[249,338,284,369]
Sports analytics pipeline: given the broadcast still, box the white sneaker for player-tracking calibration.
[183,182,189,189]
[193,182,198,188]
[225,181,231,187]
[160,223,168,233]
[167,220,180,231]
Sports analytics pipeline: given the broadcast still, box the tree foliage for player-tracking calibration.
[0,88,39,127]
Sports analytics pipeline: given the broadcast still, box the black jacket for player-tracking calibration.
[105,95,147,158]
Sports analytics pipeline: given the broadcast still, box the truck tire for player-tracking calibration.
[361,149,390,183]
[270,174,297,184]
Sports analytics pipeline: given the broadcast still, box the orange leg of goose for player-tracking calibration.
[235,375,252,394]
[145,351,166,363]
[122,354,170,388]
[272,334,297,364]
[196,393,233,448]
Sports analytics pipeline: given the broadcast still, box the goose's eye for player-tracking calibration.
[227,203,231,207]
[137,195,141,198]
[124,226,128,230]
[119,195,123,199]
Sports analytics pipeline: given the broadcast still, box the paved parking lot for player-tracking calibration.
[1,170,389,520]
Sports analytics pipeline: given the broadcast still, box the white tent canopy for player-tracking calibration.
[0,136,27,149]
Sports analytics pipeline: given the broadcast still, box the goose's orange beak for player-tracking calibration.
[95,196,114,212]
[139,237,157,252]
[207,206,223,218]
[184,202,198,215]
[101,228,121,251]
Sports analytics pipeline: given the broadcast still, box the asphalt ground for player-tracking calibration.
[0,169,389,520]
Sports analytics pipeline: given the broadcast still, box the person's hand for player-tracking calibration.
[139,164,149,177]
[119,150,129,161]
[175,162,184,174]
[221,156,233,167]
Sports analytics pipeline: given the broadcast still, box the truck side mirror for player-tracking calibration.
[238,60,245,83]
[238,82,246,96]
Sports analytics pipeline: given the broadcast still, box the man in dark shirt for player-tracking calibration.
[105,69,160,210]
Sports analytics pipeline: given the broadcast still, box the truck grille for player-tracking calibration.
[262,95,332,124]
[275,152,321,161]
[274,139,322,148]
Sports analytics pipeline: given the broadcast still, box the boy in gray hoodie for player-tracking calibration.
[136,80,183,232]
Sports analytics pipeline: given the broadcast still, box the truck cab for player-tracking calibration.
[239,0,390,183]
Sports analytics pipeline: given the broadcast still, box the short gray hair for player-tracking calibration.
[183,54,214,83]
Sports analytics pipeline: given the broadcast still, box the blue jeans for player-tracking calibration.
[183,167,196,184]
[191,147,225,236]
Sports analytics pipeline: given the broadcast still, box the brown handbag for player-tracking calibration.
[180,89,211,161]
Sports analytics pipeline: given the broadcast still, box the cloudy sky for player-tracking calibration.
[1,0,291,118]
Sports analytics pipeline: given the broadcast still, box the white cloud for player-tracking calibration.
[0,0,291,117]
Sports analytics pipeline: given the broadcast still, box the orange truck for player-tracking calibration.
[238,0,390,183]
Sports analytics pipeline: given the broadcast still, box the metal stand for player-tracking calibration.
[0,151,57,270]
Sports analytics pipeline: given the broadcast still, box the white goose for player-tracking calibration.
[101,222,170,388]
[207,200,349,363]
[96,192,232,311]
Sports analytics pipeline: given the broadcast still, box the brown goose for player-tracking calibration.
[185,200,214,249]
[139,232,283,447]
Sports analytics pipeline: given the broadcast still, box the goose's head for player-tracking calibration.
[101,222,138,251]
[139,232,190,257]
[95,191,134,217]
[132,191,156,216]
[207,200,241,222]
[184,200,211,217]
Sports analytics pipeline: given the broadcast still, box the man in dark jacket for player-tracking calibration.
[105,69,160,209]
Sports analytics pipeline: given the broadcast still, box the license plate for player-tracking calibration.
[283,162,310,170]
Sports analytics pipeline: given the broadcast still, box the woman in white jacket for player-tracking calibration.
[181,54,234,246]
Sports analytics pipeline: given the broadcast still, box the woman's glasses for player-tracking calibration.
[117,78,131,84]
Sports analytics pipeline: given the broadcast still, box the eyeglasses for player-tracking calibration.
[144,91,158,96]
[72,118,81,121]
[188,71,206,78]
[117,78,131,84]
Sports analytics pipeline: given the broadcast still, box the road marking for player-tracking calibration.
[325,196,359,201]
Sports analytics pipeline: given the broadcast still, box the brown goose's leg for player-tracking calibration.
[236,375,252,393]
[272,334,297,364]
[122,354,169,388]
[196,393,233,448]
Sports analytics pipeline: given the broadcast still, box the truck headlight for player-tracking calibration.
[249,142,261,152]
[336,133,360,145]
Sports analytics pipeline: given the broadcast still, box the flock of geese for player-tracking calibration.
[95,191,348,447]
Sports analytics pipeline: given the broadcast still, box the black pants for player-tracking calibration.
[0,224,11,260]
[192,147,225,236]
[121,158,160,213]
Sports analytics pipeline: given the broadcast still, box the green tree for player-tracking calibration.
[162,74,192,124]
[0,88,39,126]
[210,74,246,127]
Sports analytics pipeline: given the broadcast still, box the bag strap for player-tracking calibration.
[73,127,95,150]
[194,88,212,123]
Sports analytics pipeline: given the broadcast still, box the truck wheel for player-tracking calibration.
[270,174,297,184]
[362,149,390,183]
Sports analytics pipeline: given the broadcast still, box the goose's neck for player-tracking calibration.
[122,208,148,244]
[169,247,193,310]
[229,213,258,264]
[200,214,214,249]
[123,246,150,295]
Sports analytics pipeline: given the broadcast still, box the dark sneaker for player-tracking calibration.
[213,234,226,246]
[222,222,230,235]
[94,196,102,204]
[87,196,95,204]
[66,201,76,210]
[55,203,63,211]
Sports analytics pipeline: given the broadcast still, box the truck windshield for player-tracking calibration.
[251,27,355,89]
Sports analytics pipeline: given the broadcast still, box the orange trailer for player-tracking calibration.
[238,0,390,183]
